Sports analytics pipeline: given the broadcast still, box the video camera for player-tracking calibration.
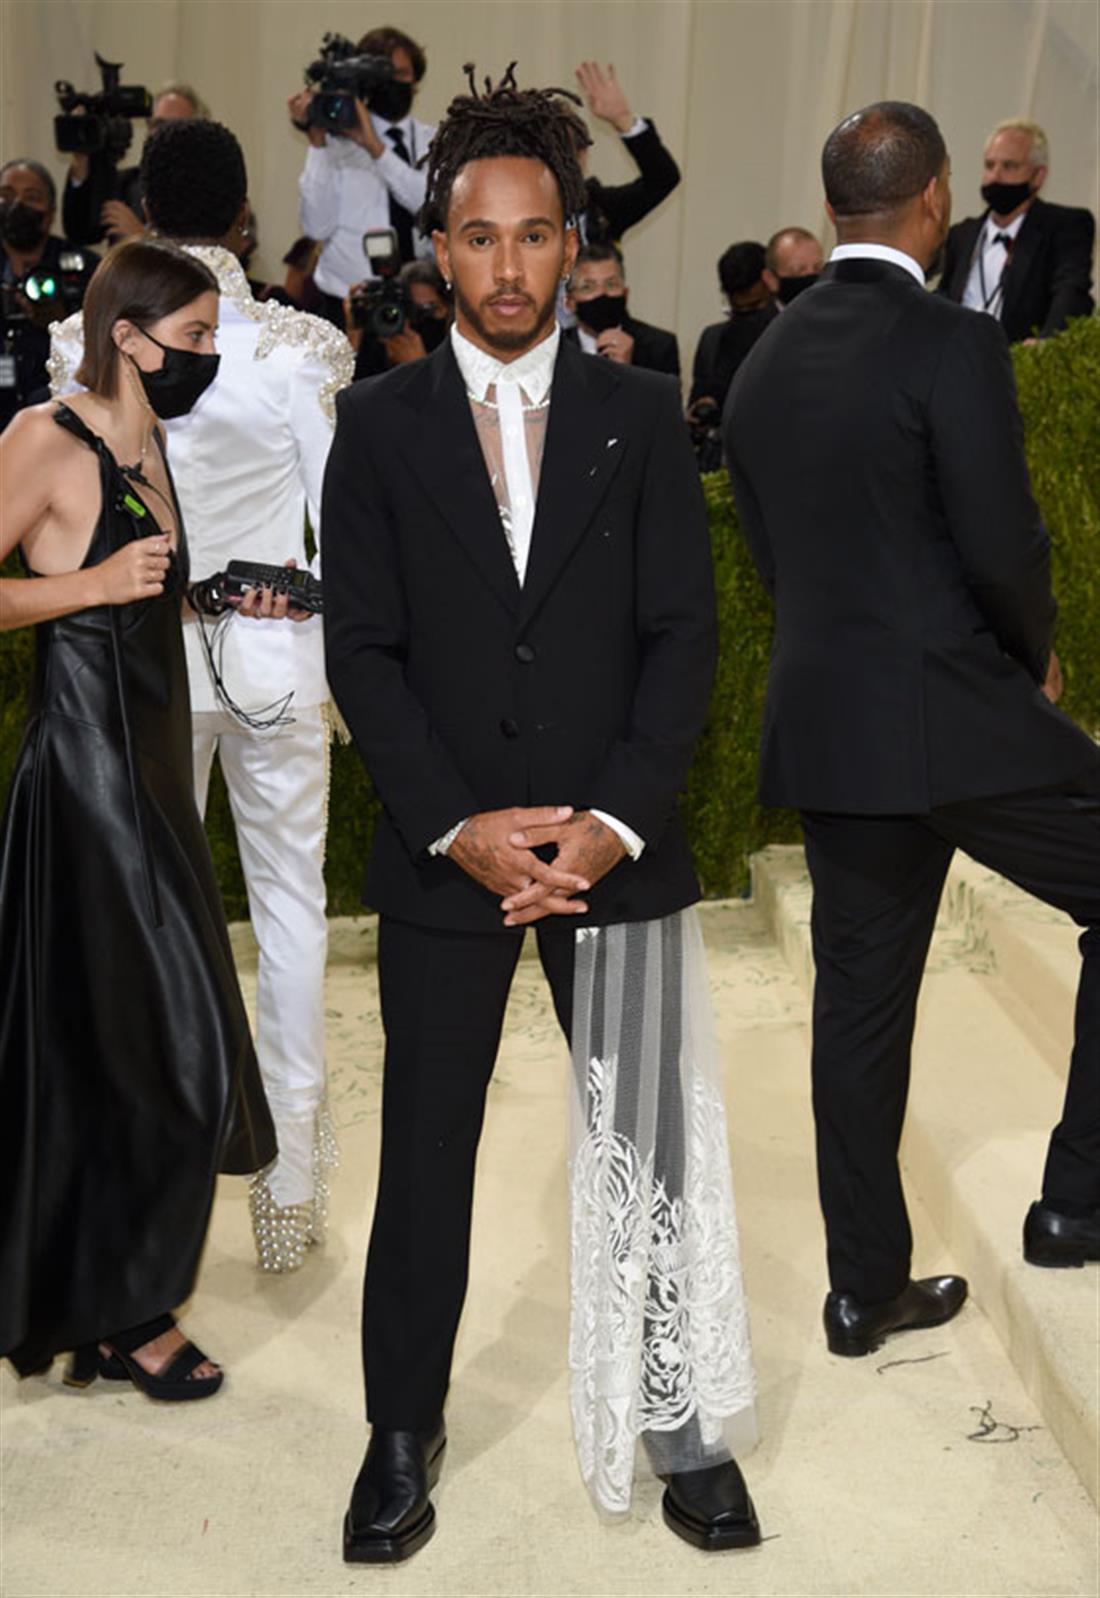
[350,229,409,337]
[54,52,153,163]
[303,33,394,135]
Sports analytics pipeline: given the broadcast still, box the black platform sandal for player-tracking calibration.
[65,1313,224,1401]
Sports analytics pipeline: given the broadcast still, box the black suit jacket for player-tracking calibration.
[583,120,681,245]
[723,259,1097,815]
[564,313,680,379]
[322,336,716,932]
[938,197,1095,342]
[689,306,778,407]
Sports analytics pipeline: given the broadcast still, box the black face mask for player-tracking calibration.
[130,326,220,419]
[775,273,818,306]
[981,179,1033,216]
[0,200,49,252]
[409,307,448,352]
[369,80,414,123]
[577,292,626,334]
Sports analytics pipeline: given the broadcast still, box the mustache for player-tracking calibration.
[484,287,535,306]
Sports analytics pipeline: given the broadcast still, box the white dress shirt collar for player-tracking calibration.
[829,242,925,286]
[450,322,561,406]
[981,208,1027,246]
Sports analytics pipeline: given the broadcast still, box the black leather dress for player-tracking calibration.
[0,404,276,1374]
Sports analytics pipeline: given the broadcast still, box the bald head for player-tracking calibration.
[823,101,947,220]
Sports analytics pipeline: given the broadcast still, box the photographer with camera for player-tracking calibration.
[0,160,96,433]
[291,25,434,324]
[60,68,205,247]
[344,249,451,379]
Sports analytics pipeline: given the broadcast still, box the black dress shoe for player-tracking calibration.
[1024,1200,1100,1268]
[660,1458,761,1552]
[343,1420,446,1564]
[824,1275,968,1357]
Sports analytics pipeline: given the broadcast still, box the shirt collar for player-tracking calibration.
[829,242,925,286]
[450,322,560,405]
[982,209,1027,244]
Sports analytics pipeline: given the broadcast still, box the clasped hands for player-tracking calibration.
[448,805,626,928]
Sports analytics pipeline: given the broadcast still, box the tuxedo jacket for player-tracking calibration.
[322,336,717,933]
[689,306,778,407]
[563,314,681,379]
[938,197,1095,342]
[583,120,681,245]
[723,259,1098,815]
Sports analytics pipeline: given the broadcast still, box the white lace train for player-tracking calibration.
[569,909,757,1513]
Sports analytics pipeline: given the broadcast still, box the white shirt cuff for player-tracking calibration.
[620,116,648,140]
[591,809,645,860]
[429,818,468,856]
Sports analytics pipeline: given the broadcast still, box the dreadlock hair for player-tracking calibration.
[419,63,590,235]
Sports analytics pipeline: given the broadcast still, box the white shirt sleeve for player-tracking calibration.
[620,116,649,140]
[371,145,429,217]
[298,143,342,242]
[590,810,645,860]
[429,818,468,856]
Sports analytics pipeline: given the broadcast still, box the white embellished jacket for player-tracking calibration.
[49,246,355,714]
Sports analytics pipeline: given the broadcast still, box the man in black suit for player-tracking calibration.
[573,60,680,246]
[724,100,1100,1359]
[324,71,759,1563]
[688,241,776,410]
[563,241,679,377]
[938,118,1094,342]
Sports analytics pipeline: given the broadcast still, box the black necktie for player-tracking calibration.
[385,126,415,262]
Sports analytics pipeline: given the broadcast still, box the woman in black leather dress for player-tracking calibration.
[0,239,276,1399]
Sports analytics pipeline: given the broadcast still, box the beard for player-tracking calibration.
[454,277,559,355]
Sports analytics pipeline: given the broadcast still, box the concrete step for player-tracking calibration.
[751,844,1098,1506]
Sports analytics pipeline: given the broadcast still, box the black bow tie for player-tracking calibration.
[993,232,1014,252]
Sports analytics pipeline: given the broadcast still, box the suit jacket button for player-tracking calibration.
[515,642,537,664]
[500,718,519,739]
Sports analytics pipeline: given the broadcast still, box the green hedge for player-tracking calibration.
[3,316,1097,918]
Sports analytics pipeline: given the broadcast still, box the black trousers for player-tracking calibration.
[801,765,1100,1304]
[363,916,575,1430]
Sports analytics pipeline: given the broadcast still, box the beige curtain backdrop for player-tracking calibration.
[2,0,1097,375]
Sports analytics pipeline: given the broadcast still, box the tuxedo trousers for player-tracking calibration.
[192,707,330,1207]
[364,916,574,1429]
[801,764,1100,1305]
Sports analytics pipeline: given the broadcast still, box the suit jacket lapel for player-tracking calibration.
[950,215,982,299]
[1001,199,1044,324]
[398,341,520,617]
[519,338,628,624]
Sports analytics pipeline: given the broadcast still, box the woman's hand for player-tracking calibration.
[91,534,171,605]
[231,558,312,623]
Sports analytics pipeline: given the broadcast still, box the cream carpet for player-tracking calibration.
[2,904,1096,1598]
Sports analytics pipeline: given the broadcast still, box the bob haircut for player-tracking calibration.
[74,238,218,398]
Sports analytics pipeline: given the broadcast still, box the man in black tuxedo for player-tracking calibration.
[573,61,681,246]
[724,100,1100,1359]
[688,241,776,410]
[563,241,680,377]
[324,71,758,1563]
[938,118,1094,342]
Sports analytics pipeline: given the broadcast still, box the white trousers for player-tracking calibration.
[192,706,329,1206]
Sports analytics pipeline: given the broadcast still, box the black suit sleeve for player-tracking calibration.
[322,388,482,858]
[1040,207,1095,336]
[587,381,718,844]
[591,120,681,240]
[927,312,1056,681]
